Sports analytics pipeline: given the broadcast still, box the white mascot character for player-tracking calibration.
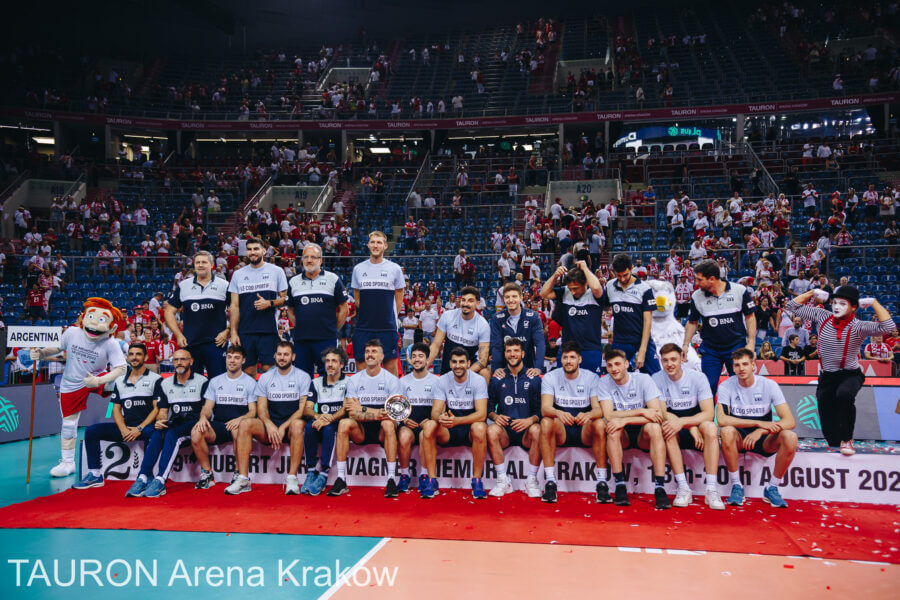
[30,297,127,476]
[646,280,701,371]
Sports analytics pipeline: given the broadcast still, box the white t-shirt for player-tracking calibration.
[58,328,127,393]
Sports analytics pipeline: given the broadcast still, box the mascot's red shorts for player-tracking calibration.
[59,377,110,417]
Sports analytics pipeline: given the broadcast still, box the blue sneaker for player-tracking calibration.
[309,472,328,496]
[143,478,167,498]
[420,478,435,499]
[125,477,149,497]
[430,478,440,496]
[727,483,745,506]
[73,472,104,490]
[472,477,487,499]
[417,474,428,494]
[397,473,411,493]
[763,485,788,508]
[300,471,317,495]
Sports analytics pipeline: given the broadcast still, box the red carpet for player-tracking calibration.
[1,482,897,563]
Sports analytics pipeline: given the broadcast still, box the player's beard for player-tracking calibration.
[562,364,577,374]
[249,254,263,266]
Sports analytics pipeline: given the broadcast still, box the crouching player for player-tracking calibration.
[73,343,161,489]
[599,349,670,509]
[191,345,258,489]
[420,347,489,499]
[652,343,724,510]
[399,342,443,497]
[717,348,798,508]
[487,338,542,498]
[300,347,349,495]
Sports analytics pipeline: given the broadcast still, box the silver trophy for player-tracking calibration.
[384,394,412,421]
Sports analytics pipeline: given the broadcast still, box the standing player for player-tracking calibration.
[191,345,258,489]
[125,349,209,498]
[228,238,288,376]
[420,347,489,499]
[600,253,659,374]
[225,341,311,495]
[652,343,724,510]
[487,338,542,498]
[538,341,608,504]
[398,342,443,497]
[428,286,491,381]
[164,251,230,378]
[599,349,670,509]
[287,243,348,377]
[351,231,406,376]
[683,259,757,396]
[489,282,545,376]
[328,339,403,497]
[717,348,798,508]
[300,347,349,496]
[784,286,894,455]
[73,343,161,489]
[539,260,606,374]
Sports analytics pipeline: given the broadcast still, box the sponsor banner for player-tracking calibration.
[0,384,108,443]
[740,359,891,377]
[6,326,63,348]
[82,440,899,503]
[6,93,898,131]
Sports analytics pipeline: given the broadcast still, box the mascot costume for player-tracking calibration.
[30,298,128,476]
[646,280,701,371]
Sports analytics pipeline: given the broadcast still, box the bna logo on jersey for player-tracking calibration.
[190,302,200,312]
[124,400,133,409]
[568,307,577,316]
[504,395,514,406]
[613,304,620,313]
[321,404,330,414]
[708,317,719,327]
[173,405,181,413]
[301,296,310,305]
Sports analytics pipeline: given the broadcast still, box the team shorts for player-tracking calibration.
[623,424,651,452]
[356,421,393,445]
[208,420,234,444]
[504,425,528,447]
[241,333,279,366]
[561,423,588,448]
[352,330,400,362]
[439,423,472,447]
[737,427,776,457]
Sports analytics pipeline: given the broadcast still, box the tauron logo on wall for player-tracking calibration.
[0,397,19,432]
[797,395,821,431]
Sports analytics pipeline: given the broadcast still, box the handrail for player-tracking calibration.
[240,176,273,216]
[0,170,30,204]
[58,172,86,201]
[404,151,431,205]
[309,173,337,214]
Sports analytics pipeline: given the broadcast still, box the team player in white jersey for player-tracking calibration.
[539,341,608,504]
[300,347,349,496]
[225,341,311,495]
[191,345,258,490]
[329,339,403,497]
[599,349,671,509]
[428,285,491,383]
[351,231,406,376]
[228,238,289,376]
[398,342,443,497]
[653,343,725,510]
[420,347,490,499]
[717,348,797,508]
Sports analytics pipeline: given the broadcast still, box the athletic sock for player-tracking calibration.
[544,466,556,483]
[496,460,507,480]
[705,473,717,491]
[154,476,165,484]
[529,464,540,478]
[337,461,347,479]
[89,469,102,478]
[613,471,626,488]
[729,470,741,485]
[674,473,688,489]
[398,467,409,477]
[596,467,608,482]
[387,463,396,478]
[653,475,665,490]
[137,474,148,483]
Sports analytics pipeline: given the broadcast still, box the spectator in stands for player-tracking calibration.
[25,282,46,323]
[804,334,819,361]
[782,316,809,349]
[864,336,893,364]
[758,340,776,361]
[780,334,805,376]
[886,220,898,258]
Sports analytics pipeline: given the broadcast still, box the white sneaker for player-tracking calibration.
[705,489,725,510]
[489,478,512,497]
[673,487,692,507]
[49,460,76,477]
[525,475,542,498]
[285,474,300,495]
[840,441,856,456]
[224,475,252,495]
